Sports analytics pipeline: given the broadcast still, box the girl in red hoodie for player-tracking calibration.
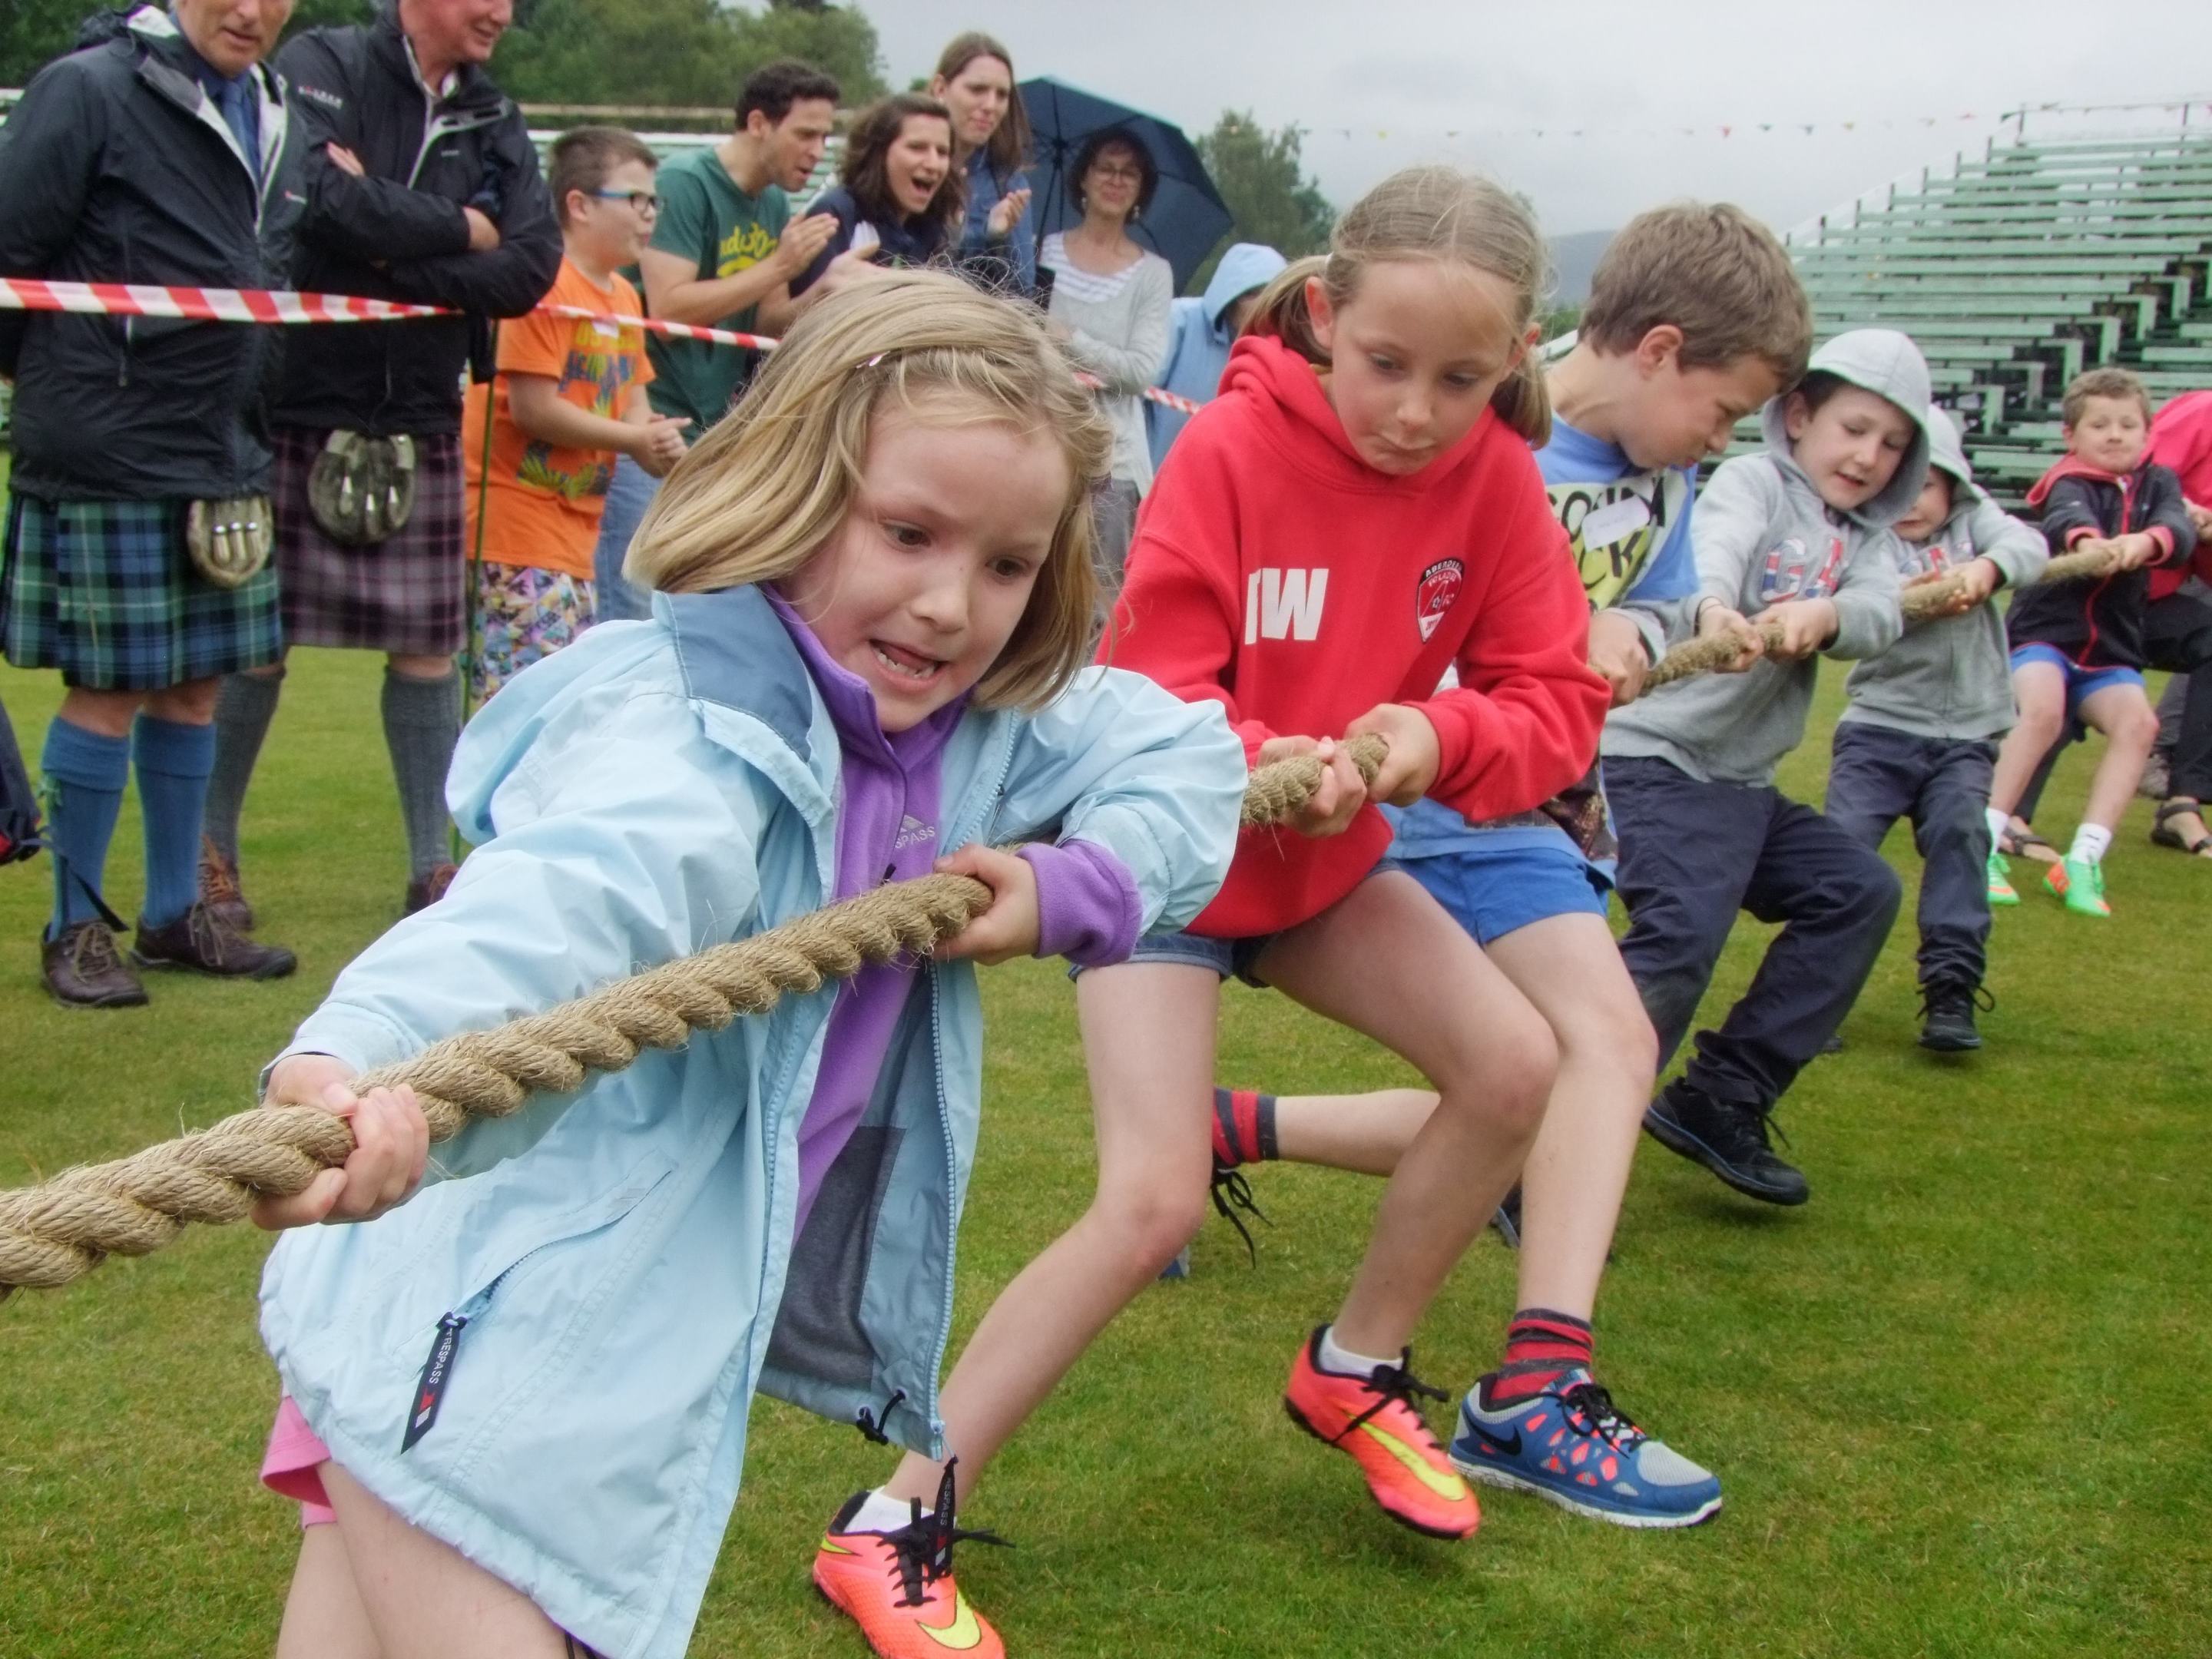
[823,167,1606,1658]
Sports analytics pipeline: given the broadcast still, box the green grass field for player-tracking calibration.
[2,641,2207,1657]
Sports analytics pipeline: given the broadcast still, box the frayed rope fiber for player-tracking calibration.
[0,736,1388,1295]
[1642,545,2118,692]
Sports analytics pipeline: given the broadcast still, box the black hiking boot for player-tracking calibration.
[41,919,149,1008]
[133,900,296,979]
[1918,979,1992,1053]
[1642,1081,1808,1207]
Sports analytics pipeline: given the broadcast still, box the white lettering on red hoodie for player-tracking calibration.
[1101,333,1608,939]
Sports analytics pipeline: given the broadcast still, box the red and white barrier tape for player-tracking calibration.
[0,278,1207,416]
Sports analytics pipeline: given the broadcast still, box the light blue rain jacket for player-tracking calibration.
[257,584,1243,1659]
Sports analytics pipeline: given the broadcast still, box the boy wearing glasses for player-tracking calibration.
[461,127,689,701]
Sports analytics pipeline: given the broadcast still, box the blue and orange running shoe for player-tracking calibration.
[1450,1366,1721,1529]
[813,1464,1008,1659]
[1283,1327,1479,1538]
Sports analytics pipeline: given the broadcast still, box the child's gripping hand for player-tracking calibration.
[2114,531,2163,571]
[1345,704,1439,807]
[1585,610,1651,707]
[633,416,690,478]
[1254,734,1370,837]
[933,844,1041,965]
[1906,557,2001,618]
[251,1055,429,1231]
[1747,597,1840,662]
[1694,600,1767,674]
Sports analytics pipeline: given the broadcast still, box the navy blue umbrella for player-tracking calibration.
[1018,77,1232,293]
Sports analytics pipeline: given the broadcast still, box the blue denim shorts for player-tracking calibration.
[2010,642,2145,713]
[1394,836,1610,947]
[1075,859,1407,986]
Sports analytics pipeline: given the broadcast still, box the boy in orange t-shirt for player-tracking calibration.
[464,127,688,700]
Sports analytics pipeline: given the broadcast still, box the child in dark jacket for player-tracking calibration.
[1987,369,2198,919]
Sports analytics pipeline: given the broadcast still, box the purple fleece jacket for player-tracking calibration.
[769,595,1141,1233]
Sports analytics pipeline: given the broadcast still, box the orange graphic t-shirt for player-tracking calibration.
[463,258,654,580]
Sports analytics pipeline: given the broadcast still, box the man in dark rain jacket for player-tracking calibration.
[0,0,306,1007]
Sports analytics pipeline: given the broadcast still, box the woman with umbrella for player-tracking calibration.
[929,31,1035,293]
[1039,127,1174,581]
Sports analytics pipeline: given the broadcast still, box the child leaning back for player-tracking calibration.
[816,165,1610,1659]
[1823,406,2047,1051]
[1984,366,2198,918]
[1606,329,1927,1209]
[247,272,1247,1659]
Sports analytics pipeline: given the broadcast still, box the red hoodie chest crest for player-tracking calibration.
[1416,558,1465,642]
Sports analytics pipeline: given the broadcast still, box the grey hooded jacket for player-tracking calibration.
[1841,406,2048,740]
[1603,329,1929,785]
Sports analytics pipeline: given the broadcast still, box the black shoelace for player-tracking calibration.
[1335,1353,1451,1449]
[1208,1161,1270,1264]
[1919,982,1996,1019]
[1558,1379,1645,1451]
[877,1459,1011,1609]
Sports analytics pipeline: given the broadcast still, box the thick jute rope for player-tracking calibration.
[0,737,1389,1296]
[1641,545,2119,692]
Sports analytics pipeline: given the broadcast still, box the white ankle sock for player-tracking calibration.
[2069,823,2113,865]
[845,1488,920,1535]
[1985,807,2012,847]
[1317,1325,1397,1378]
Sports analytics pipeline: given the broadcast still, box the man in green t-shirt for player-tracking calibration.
[595,59,843,618]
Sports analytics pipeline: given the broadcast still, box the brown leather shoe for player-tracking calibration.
[42,920,150,1008]
[198,835,254,932]
[133,900,296,979]
[405,862,459,915]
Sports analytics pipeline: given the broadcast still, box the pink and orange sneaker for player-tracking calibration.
[1282,1326,1479,1539]
[813,1465,1008,1659]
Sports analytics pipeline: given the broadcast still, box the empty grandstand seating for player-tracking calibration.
[1784,127,2212,502]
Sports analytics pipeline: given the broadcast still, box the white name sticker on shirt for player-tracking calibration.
[591,320,621,339]
[1579,494,1652,551]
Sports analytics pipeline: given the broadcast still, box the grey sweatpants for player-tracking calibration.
[1823,722,1998,991]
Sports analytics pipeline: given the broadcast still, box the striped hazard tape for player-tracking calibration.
[0,278,1207,416]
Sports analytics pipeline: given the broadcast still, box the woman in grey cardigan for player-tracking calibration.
[1039,128,1174,581]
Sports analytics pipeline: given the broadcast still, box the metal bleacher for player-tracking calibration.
[1780,121,2212,504]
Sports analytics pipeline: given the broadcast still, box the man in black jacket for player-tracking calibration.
[204,0,561,922]
[0,0,303,1007]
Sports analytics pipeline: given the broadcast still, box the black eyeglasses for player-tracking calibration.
[589,189,661,214]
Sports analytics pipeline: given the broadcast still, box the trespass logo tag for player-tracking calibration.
[1243,568,1329,643]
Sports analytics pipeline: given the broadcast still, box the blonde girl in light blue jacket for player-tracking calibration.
[249,272,1245,1659]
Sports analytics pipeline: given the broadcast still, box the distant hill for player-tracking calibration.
[1550,229,1616,306]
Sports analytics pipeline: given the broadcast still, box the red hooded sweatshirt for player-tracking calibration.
[1103,334,1608,939]
[2147,389,2212,600]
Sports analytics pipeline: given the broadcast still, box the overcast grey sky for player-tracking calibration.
[876,2,2212,236]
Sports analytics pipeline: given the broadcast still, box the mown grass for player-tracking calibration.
[1,640,2206,1657]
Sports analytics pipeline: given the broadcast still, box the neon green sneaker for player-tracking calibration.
[1986,847,2020,906]
[2048,855,2108,916]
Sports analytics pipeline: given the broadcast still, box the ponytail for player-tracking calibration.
[1490,345,1552,447]
[1242,256,1330,366]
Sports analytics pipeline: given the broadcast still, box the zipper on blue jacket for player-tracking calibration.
[396,1262,516,1452]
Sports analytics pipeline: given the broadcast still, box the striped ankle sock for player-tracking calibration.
[1489,1308,1594,1403]
[1211,1088,1276,1167]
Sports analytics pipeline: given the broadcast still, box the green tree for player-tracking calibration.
[3,1,885,111]
[1190,110,1333,294]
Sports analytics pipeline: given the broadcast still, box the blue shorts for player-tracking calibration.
[1394,836,1610,947]
[1078,859,1407,986]
[2010,643,2145,712]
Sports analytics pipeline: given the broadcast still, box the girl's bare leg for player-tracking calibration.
[276,1520,379,1659]
[884,962,1219,1506]
[307,1461,575,1659]
[1257,873,1555,1357]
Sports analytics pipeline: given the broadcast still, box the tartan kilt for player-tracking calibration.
[273,424,466,655]
[0,492,283,690]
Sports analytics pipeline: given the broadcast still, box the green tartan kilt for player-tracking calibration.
[0,492,282,690]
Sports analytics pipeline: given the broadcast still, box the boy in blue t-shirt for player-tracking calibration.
[1211,205,1808,1528]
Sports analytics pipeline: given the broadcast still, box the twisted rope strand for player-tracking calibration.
[1642,545,2120,693]
[0,739,1389,1296]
